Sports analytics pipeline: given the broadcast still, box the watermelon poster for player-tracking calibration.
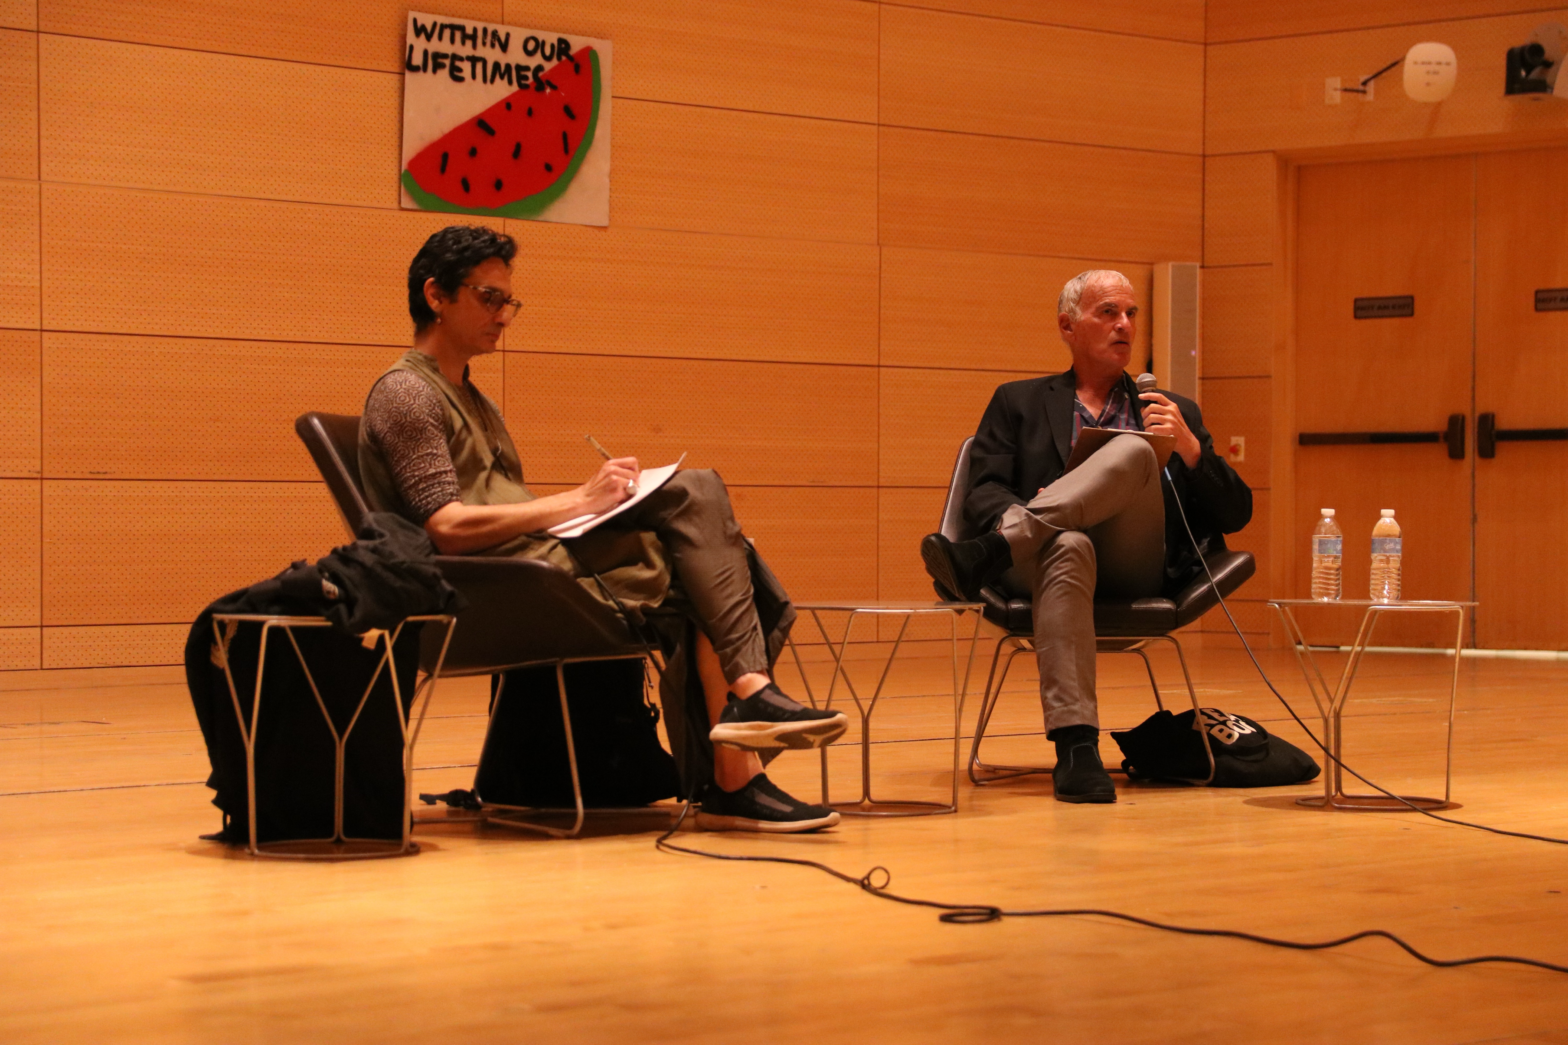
[400,12,611,226]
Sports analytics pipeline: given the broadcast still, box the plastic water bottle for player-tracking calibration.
[1370,509,1402,602]
[1310,508,1342,601]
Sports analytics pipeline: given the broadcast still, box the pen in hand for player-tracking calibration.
[584,434,638,496]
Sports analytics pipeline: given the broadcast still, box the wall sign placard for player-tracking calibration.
[1536,288,1568,312]
[400,12,612,226]
[1353,295,1415,319]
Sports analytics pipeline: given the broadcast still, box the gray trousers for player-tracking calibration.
[997,434,1165,734]
[614,469,770,685]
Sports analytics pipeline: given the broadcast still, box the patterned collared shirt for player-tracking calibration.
[1071,381,1143,449]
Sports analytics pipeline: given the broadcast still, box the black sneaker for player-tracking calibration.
[708,683,848,752]
[1052,740,1118,804]
[696,774,841,833]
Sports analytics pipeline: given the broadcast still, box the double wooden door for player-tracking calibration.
[1295,148,1568,649]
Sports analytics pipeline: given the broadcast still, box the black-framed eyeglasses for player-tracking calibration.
[461,283,521,320]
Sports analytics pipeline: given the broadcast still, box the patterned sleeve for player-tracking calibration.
[363,371,463,524]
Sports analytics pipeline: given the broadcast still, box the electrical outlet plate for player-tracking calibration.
[1325,76,1341,104]
[1227,435,1246,463]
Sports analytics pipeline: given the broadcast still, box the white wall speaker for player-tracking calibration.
[1152,261,1201,404]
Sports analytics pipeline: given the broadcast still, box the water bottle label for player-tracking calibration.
[1371,537,1402,555]
[1313,536,1342,556]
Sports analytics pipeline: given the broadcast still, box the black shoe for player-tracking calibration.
[921,531,1011,602]
[696,773,841,832]
[708,683,848,752]
[1052,734,1117,804]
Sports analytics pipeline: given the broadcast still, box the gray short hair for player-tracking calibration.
[1058,270,1134,320]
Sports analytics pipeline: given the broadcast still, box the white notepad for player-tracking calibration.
[546,454,687,539]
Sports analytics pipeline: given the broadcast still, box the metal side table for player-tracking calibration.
[212,613,456,858]
[785,600,983,816]
[1268,599,1474,811]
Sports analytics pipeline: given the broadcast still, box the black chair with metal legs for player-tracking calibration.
[294,411,666,838]
[935,437,1255,786]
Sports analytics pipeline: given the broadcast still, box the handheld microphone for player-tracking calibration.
[1135,370,1160,407]
[1135,372,1157,423]
[1135,372,1175,479]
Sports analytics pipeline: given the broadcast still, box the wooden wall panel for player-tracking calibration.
[43,624,187,669]
[881,7,1202,154]
[1197,377,1271,492]
[883,0,1202,43]
[42,184,454,343]
[1204,152,1276,267]
[42,334,395,481]
[1207,12,1568,156]
[502,353,877,486]
[880,127,1202,260]
[727,486,877,601]
[881,247,1147,371]
[1201,266,1272,378]
[0,329,38,477]
[612,100,877,244]
[0,479,39,627]
[879,366,1036,487]
[878,486,948,602]
[0,28,36,180]
[0,2,35,31]
[38,0,501,72]
[502,221,879,366]
[42,481,342,625]
[0,180,39,329]
[0,627,39,670]
[507,0,878,122]
[1207,0,1554,43]
[40,36,401,208]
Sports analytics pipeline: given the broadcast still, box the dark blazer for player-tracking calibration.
[963,369,1253,594]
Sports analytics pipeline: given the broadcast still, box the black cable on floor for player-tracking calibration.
[654,803,1568,975]
[653,466,1568,975]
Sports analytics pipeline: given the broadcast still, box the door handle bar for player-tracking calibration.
[1298,415,1466,460]
[1476,413,1568,458]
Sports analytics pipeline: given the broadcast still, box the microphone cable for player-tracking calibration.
[653,445,1568,976]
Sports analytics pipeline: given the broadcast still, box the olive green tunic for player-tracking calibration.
[358,349,672,615]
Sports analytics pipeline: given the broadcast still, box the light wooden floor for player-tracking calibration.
[3,635,1568,1044]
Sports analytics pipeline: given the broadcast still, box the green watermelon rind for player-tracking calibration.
[401,48,602,219]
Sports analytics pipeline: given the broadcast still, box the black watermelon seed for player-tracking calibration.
[564,104,576,120]
[573,61,580,74]
[494,178,502,191]
[439,151,448,174]
[468,145,477,158]
[512,142,521,159]
[461,176,470,192]
[544,162,553,172]
[561,131,569,154]
[476,118,495,136]
[505,101,512,110]
[545,79,559,90]
[526,106,533,117]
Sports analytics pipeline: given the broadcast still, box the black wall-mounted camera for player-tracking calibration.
[1506,24,1565,98]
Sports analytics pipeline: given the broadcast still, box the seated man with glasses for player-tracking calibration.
[358,225,846,832]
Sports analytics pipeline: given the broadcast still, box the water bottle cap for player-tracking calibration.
[1380,508,1395,517]
[1321,508,1335,516]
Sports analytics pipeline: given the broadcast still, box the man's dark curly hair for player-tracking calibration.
[407,225,518,332]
